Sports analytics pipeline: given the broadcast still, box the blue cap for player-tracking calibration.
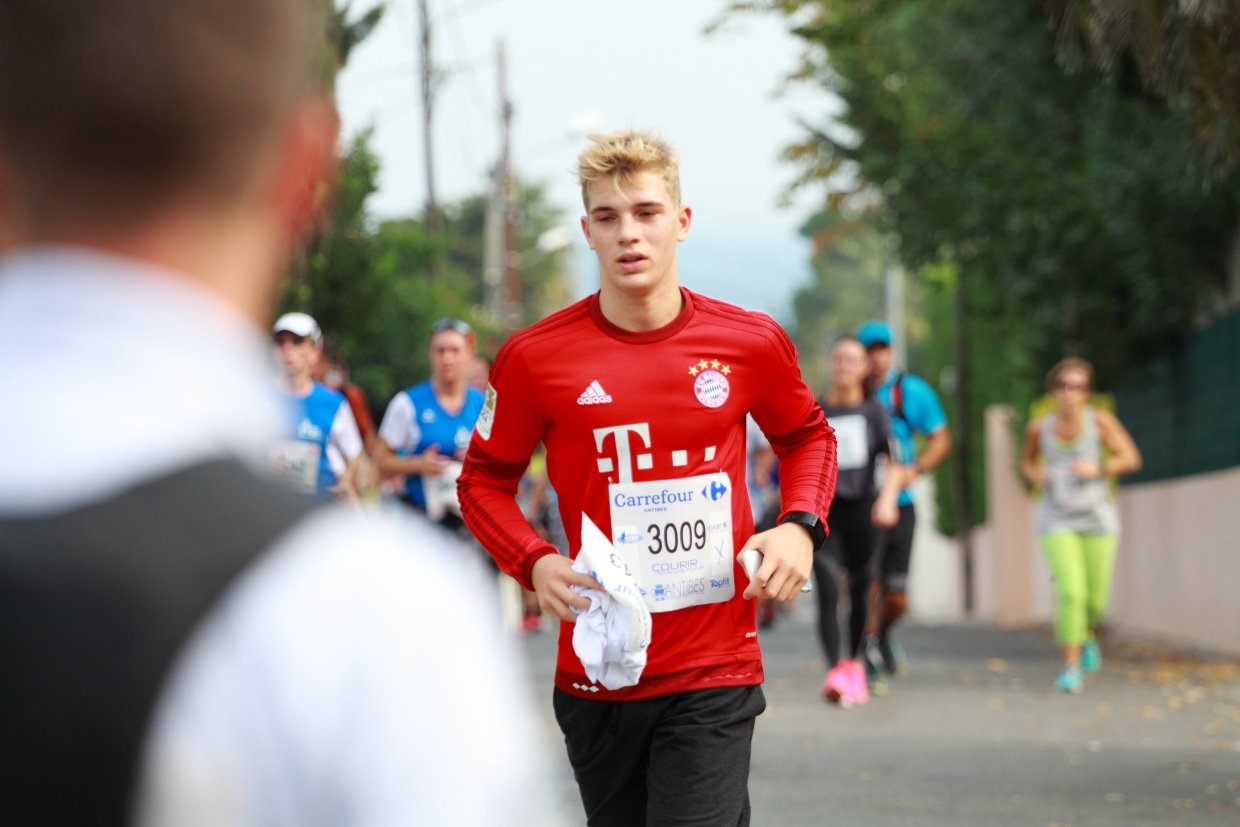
[857,320,892,347]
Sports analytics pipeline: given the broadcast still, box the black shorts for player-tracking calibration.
[876,503,917,592]
[553,685,766,827]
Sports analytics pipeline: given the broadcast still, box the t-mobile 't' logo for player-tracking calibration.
[593,423,652,484]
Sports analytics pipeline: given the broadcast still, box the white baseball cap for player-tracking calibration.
[272,312,322,346]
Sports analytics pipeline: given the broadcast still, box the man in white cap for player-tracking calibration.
[271,311,363,500]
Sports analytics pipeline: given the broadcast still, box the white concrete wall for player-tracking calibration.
[975,404,1240,655]
[905,475,966,623]
[1111,467,1240,653]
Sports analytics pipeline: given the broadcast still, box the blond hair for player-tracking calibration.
[575,130,680,209]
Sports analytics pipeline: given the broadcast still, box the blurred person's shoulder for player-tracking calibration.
[138,499,553,827]
[234,501,494,626]
[901,372,938,399]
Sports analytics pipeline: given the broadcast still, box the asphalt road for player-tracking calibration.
[521,602,1240,826]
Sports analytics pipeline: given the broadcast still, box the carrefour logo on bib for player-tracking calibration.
[702,480,728,501]
[613,486,696,510]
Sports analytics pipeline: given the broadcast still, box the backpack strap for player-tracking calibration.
[889,372,907,425]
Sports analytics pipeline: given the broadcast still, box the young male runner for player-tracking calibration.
[271,312,364,500]
[460,131,837,826]
[857,320,951,674]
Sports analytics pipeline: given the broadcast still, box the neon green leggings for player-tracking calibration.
[1041,531,1118,646]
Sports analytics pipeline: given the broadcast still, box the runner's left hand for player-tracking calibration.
[741,522,813,602]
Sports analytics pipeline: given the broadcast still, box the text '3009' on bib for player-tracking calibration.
[608,471,734,612]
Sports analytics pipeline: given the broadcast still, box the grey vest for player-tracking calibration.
[0,460,312,827]
[1036,407,1119,535]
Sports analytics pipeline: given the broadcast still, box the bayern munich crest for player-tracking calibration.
[688,359,731,408]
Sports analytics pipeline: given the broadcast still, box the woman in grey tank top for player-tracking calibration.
[1020,358,1142,694]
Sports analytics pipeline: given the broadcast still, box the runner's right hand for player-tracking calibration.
[872,495,899,529]
[531,554,602,622]
[419,445,450,476]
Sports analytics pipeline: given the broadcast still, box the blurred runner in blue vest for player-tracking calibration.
[271,313,363,501]
[375,318,485,528]
[857,320,952,676]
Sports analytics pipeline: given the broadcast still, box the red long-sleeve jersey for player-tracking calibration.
[460,288,836,700]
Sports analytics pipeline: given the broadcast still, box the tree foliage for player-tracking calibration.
[280,132,571,417]
[1045,0,1240,176]
[740,0,1240,528]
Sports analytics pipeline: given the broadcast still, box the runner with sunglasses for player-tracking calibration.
[1021,357,1142,693]
[271,313,364,500]
[375,318,485,527]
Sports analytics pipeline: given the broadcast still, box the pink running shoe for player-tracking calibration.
[841,659,870,706]
[823,662,850,706]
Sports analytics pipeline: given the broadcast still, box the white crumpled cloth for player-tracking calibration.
[569,515,652,690]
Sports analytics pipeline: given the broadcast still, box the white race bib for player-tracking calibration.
[269,439,320,495]
[609,472,735,613]
[424,461,464,520]
[1048,465,1100,511]
[832,414,869,471]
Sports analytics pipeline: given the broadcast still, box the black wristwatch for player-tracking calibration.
[778,511,827,551]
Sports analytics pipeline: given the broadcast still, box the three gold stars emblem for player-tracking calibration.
[688,358,731,376]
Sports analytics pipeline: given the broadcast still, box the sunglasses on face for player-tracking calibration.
[273,333,308,346]
[1053,380,1089,392]
[431,318,473,337]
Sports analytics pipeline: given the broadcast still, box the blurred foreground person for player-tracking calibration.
[460,131,836,827]
[1021,358,1141,693]
[0,2,547,825]
[375,318,485,527]
[271,312,364,500]
[859,320,951,678]
[815,338,907,707]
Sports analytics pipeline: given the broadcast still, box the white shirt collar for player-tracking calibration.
[0,246,284,516]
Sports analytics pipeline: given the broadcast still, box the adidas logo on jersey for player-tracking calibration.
[577,380,613,405]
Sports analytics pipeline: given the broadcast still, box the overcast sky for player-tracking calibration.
[335,0,836,322]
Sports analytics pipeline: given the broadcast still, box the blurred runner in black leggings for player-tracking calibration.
[815,338,910,707]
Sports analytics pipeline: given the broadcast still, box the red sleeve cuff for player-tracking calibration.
[520,547,560,592]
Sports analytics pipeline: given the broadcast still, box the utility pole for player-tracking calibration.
[417,0,441,241]
[954,267,975,614]
[884,259,907,371]
[483,40,519,329]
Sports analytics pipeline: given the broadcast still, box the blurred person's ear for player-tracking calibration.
[269,97,339,249]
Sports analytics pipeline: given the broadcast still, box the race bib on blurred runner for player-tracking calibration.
[1047,465,1101,510]
[609,472,735,613]
[269,440,319,495]
[424,461,464,520]
[832,414,868,471]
